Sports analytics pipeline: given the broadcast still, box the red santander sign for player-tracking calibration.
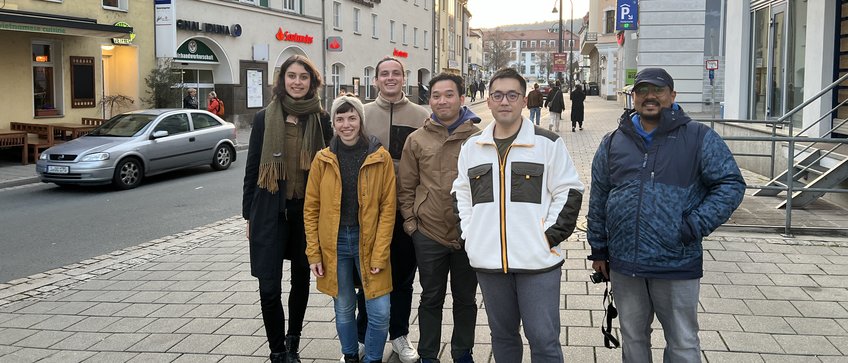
[392,48,408,58]
[275,28,313,44]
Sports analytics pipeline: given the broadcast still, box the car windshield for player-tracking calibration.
[88,114,156,137]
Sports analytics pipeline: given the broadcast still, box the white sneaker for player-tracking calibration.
[391,335,420,363]
[339,342,365,362]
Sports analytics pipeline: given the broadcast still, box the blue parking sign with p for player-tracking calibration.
[616,0,638,31]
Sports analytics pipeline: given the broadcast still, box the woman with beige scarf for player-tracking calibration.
[242,55,332,363]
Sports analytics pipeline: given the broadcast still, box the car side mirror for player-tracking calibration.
[151,130,169,139]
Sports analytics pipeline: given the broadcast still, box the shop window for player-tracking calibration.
[102,0,128,11]
[70,57,96,108]
[364,66,374,99]
[283,0,300,13]
[33,42,62,117]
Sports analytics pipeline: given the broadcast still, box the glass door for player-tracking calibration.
[750,4,787,121]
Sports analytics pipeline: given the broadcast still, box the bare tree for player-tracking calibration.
[483,27,511,74]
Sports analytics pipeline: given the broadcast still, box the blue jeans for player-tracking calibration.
[610,270,701,363]
[529,107,541,125]
[335,225,390,362]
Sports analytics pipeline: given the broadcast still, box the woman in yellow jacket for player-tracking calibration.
[304,95,396,363]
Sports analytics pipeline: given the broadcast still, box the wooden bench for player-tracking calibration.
[10,122,54,163]
[81,117,107,126]
[0,129,28,165]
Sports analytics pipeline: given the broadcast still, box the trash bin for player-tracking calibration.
[587,82,599,96]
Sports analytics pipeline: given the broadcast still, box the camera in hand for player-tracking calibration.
[590,271,609,284]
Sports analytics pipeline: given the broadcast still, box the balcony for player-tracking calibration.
[580,31,597,55]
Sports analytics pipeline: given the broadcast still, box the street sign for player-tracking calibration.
[616,0,638,31]
[705,59,719,70]
[552,53,567,73]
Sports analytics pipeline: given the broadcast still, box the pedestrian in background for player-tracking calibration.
[305,95,396,363]
[478,79,486,99]
[570,84,586,132]
[526,83,543,126]
[183,88,198,109]
[588,68,745,363]
[545,81,564,132]
[453,68,584,362]
[469,81,478,103]
[398,73,480,363]
[242,55,332,363]
[207,91,224,117]
[357,56,429,363]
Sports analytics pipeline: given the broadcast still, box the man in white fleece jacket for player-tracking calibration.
[452,67,584,363]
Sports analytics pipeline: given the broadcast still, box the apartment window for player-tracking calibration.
[390,20,396,42]
[550,40,555,48]
[413,27,419,47]
[402,24,408,45]
[604,10,615,34]
[283,0,301,13]
[331,63,344,96]
[364,67,374,99]
[531,40,536,48]
[521,41,527,48]
[372,13,379,38]
[353,8,361,33]
[333,2,341,29]
[70,56,95,108]
[530,65,536,74]
[513,41,518,48]
[423,30,428,49]
[405,70,411,94]
[102,0,127,11]
[32,42,62,116]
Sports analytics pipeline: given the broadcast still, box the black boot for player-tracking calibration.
[269,352,287,363]
[343,354,361,363]
[285,334,301,363]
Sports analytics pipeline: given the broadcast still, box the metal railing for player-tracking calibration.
[704,72,848,237]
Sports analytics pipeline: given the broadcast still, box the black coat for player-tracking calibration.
[545,87,565,113]
[570,89,586,121]
[242,109,332,279]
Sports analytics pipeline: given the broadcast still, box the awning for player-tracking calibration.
[0,9,132,38]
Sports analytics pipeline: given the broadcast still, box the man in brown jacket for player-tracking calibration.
[398,73,480,363]
[527,83,544,126]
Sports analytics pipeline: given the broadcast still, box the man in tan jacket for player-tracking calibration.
[398,73,480,363]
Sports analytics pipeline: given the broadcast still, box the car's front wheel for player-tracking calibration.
[113,157,143,190]
[211,144,234,171]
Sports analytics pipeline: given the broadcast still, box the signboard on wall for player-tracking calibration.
[616,0,638,31]
[175,39,218,63]
[552,53,567,73]
[246,69,264,108]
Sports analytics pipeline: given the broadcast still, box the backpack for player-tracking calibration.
[215,98,225,117]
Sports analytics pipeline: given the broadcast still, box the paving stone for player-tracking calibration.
[126,352,181,362]
[769,274,820,287]
[171,353,225,363]
[724,272,775,286]
[715,285,766,299]
[745,300,802,317]
[747,252,791,263]
[136,318,191,333]
[49,301,99,315]
[101,317,157,333]
[812,275,848,288]
[65,316,121,332]
[219,304,260,319]
[698,329,727,351]
[82,351,140,363]
[149,304,198,318]
[163,281,207,291]
[760,354,822,362]
[167,271,208,281]
[29,314,86,330]
[700,298,752,315]
[14,301,65,314]
[213,318,264,336]
[88,332,149,351]
[704,261,743,273]
[155,292,202,304]
[141,270,181,280]
[50,331,109,350]
[720,331,784,353]
[224,281,258,292]
[0,345,20,356]
[776,263,826,275]
[735,315,794,334]
[128,333,188,352]
[784,317,847,335]
[827,335,848,355]
[0,313,50,328]
[183,304,233,318]
[106,280,147,291]
[186,292,233,304]
[697,313,743,331]
[174,318,229,334]
[218,356,267,363]
[792,301,848,318]
[14,330,73,348]
[211,335,267,355]
[114,303,166,318]
[80,302,132,316]
[220,291,257,305]
[561,309,592,327]
[773,334,840,355]
[785,253,831,264]
[711,250,753,262]
[758,286,812,300]
[123,291,169,303]
[755,242,798,254]
[1,347,56,362]
[167,333,228,354]
[738,262,782,274]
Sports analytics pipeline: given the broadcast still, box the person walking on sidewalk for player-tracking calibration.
[358,56,429,363]
[478,79,486,99]
[452,68,584,362]
[305,95,396,363]
[398,73,480,363]
[469,81,478,103]
[545,81,564,132]
[526,83,544,126]
[570,84,586,132]
[242,55,333,363]
[587,68,745,363]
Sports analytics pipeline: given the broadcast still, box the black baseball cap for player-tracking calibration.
[634,68,674,90]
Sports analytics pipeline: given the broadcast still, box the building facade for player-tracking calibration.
[323,0,433,105]
[467,28,483,84]
[155,0,324,124]
[0,0,154,129]
[483,27,578,84]
[433,0,468,77]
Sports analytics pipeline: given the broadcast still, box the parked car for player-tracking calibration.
[36,109,237,190]
[539,81,553,100]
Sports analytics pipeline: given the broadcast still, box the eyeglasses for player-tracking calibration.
[490,91,522,103]
[633,85,669,96]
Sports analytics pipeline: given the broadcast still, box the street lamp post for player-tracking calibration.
[552,0,573,91]
[553,0,563,84]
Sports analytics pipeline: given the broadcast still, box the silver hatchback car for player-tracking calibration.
[36,109,237,189]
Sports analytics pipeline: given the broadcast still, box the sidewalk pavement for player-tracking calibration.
[2,97,848,362]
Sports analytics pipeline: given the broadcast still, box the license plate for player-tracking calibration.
[47,165,69,174]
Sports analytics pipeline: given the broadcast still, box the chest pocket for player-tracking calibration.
[510,162,544,204]
[468,163,494,206]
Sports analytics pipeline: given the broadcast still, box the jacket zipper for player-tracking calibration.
[498,144,514,273]
[633,151,648,277]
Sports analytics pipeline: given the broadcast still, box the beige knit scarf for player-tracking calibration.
[257,95,325,193]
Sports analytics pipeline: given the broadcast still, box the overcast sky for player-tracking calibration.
[467,0,591,29]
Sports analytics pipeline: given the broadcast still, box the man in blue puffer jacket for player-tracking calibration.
[587,68,745,363]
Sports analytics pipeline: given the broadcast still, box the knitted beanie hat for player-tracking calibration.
[330,95,365,123]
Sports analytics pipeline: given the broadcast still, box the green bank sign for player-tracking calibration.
[175,39,218,63]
